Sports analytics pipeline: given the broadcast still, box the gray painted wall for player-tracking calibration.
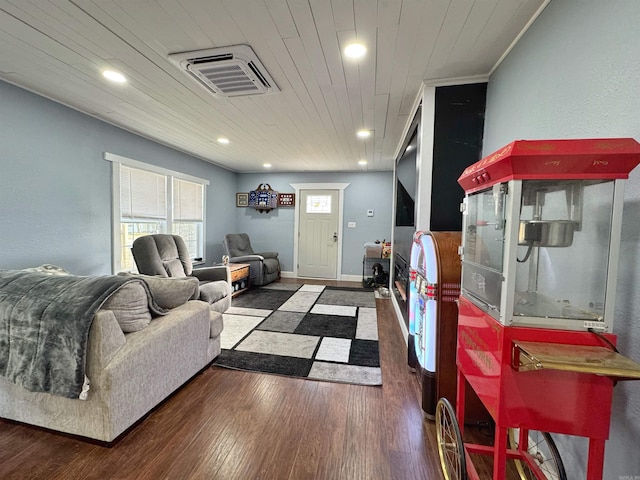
[0,79,393,280]
[0,80,236,275]
[236,172,393,276]
[485,1,640,477]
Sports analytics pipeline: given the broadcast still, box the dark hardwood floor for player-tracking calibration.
[0,279,446,479]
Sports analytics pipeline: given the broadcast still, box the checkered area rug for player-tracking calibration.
[212,284,382,386]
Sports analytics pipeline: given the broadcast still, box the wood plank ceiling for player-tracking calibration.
[0,0,546,172]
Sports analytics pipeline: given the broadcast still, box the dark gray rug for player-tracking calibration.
[213,284,382,386]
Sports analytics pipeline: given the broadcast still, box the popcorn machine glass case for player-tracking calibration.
[462,178,618,331]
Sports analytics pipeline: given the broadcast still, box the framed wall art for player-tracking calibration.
[248,183,278,213]
[277,193,295,207]
[236,192,249,207]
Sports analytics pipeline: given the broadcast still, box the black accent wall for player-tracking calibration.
[430,83,487,231]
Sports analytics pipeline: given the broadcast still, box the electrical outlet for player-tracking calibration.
[348,222,356,228]
[367,209,374,217]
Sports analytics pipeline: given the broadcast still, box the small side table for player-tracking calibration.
[228,263,250,297]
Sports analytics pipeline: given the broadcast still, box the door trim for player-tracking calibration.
[291,183,350,279]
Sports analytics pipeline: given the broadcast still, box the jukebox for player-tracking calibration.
[436,138,640,480]
[409,231,488,423]
[409,231,452,418]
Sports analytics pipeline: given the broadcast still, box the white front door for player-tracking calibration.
[298,189,339,278]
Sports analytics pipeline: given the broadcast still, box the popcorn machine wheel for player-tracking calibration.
[436,399,568,480]
[435,138,640,480]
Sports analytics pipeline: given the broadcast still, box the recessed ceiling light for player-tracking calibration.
[357,130,372,139]
[102,70,127,83]
[406,145,413,151]
[344,43,366,59]
[358,160,368,166]
[263,163,272,168]
[217,137,230,144]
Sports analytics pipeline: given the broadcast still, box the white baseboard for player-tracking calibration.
[391,294,409,344]
[340,274,362,282]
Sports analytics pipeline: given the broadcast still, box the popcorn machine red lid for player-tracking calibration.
[458,138,640,194]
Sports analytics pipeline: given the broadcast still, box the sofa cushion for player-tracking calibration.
[209,311,224,338]
[118,273,198,309]
[199,280,231,304]
[143,275,199,308]
[101,282,152,332]
[162,259,186,278]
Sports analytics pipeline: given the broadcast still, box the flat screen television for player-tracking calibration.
[395,178,415,227]
[393,113,419,326]
[395,145,417,228]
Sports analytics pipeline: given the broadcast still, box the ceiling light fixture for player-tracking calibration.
[344,43,366,59]
[357,129,371,139]
[358,160,368,166]
[263,163,272,168]
[102,70,127,83]
[217,137,230,144]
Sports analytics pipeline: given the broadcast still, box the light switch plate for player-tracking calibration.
[348,222,356,228]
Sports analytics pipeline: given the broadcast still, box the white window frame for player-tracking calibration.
[305,194,333,214]
[105,152,209,273]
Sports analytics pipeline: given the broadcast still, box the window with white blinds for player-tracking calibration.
[120,166,167,221]
[171,178,204,263]
[172,178,203,222]
[106,153,208,273]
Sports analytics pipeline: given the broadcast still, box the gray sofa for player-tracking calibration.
[0,271,222,442]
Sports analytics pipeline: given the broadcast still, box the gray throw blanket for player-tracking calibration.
[0,270,166,399]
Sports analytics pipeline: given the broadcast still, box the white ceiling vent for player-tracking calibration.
[169,44,279,97]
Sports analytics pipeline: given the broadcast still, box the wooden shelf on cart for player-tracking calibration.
[512,340,640,380]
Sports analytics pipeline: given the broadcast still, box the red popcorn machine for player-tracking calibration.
[435,138,640,480]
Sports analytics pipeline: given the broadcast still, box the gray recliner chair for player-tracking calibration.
[223,233,280,286]
[131,234,232,313]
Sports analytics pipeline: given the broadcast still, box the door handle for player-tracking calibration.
[333,232,338,242]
